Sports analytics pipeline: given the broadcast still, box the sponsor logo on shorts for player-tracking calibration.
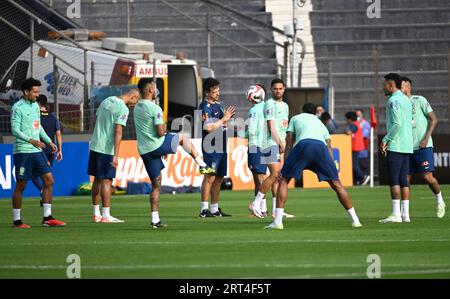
[421,161,429,167]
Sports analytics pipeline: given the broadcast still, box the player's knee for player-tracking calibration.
[15,180,27,191]
[423,172,435,184]
[43,176,54,187]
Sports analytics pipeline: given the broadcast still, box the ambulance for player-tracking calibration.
[0,30,211,132]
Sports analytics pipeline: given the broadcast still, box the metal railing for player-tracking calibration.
[1,0,90,130]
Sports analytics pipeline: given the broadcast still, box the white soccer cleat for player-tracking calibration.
[379,214,402,223]
[101,216,125,223]
[92,215,102,223]
[402,215,411,223]
[249,203,264,218]
[264,222,284,230]
[352,222,363,228]
[282,212,295,218]
[437,202,446,218]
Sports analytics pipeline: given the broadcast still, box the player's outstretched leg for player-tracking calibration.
[250,163,280,218]
[177,133,214,175]
[423,172,446,218]
[328,180,362,228]
[41,173,66,227]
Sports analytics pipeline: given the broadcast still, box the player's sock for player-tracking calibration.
[210,203,219,214]
[392,199,401,216]
[43,203,52,217]
[201,201,209,211]
[253,192,264,206]
[195,157,207,168]
[436,192,444,204]
[401,200,410,217]
[102,207,111,218]
[272,197,276,213]
[151,211,160,224]
[274,208,284,225]
[93,205,101,217]
[346,207,360,224]
[261,198,268,213]
[13,209,21,221]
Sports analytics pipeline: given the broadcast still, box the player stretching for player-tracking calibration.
[135,78,212,228]
[265,103,362,229]
[199,78,235,217]
[89,89,140,223]
[11,78,65,228]
[379,73,413,223]
[401,77,446,218]
[249,78,293,218]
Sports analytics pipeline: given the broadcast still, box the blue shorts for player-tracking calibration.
[281,139,339,181]
[13,152,52,180]
[87,150,116,180]
[409,147,435,174]
[141,133,180,179]
[261,145,281,165]
[203,152,227,177]
[248,146,268,175]
[386,151,411,187]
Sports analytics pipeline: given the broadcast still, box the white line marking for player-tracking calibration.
[1,239,450,246]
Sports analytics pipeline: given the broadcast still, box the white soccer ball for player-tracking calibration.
[246,85,265,103]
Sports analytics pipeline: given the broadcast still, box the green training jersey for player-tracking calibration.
[247,101,266,148]
[90,96,129,155]
[264,97,289,148]
[134,99,165,155]
[382,90,413,154]
[287,113,330,147]
[411,95,433,150]
[11,97,51,154]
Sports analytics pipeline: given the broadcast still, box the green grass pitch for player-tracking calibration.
[0,185,449,279]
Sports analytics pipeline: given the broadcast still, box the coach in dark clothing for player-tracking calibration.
[32,95,63,197]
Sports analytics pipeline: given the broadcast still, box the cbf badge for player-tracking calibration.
[19,167,25,176]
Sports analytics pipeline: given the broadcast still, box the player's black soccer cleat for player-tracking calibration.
[151,221,167,229]
[199,209,215,218]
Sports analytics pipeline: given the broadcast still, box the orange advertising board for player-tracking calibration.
[302,134,353,188]
[113,138,294,190]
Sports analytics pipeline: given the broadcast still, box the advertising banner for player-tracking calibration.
[0,142,90,198]
[378,134,450,184]
[302,134,354,188]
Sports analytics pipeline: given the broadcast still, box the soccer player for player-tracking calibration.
[245,84,268,215]
[10,78,65,228]
[379,73,413,223]
[355,109,371,178]
[401,77,446,218]
[265,103,362,229]
[89,88,140,223]
[249,78,294,218]
[135,78,211,228]
[199,77,235,217]
[31,95,63,206]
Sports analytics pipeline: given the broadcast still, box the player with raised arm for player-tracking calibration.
[135,78,212,228]
[199,78,235,217]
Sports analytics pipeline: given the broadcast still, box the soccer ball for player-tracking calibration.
[246,85,265,103]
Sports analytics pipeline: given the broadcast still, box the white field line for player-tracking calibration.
[266,268,450,279]
[1,238,450,246]
[1,264,450,271]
